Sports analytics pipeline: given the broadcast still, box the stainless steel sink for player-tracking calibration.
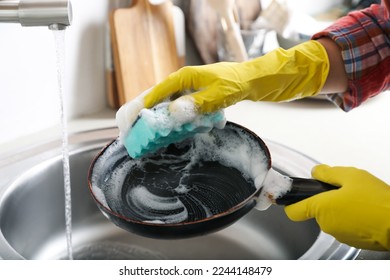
[0,128,359,260]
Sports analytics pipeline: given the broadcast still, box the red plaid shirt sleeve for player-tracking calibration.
[312,4,390,111]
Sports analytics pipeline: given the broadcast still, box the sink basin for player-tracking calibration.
[0,128,359,260]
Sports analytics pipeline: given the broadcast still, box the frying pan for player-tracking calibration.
[88,122,337,239]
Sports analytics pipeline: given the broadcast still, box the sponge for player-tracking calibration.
[123,102,226,158]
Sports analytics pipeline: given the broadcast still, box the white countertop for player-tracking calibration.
[1,92,389,184]
[225,93,390,183]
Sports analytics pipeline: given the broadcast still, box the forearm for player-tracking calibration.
[316,38,348,94]
[311,4,390,111]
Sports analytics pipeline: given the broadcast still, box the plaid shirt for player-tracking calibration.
[312,4,390,111]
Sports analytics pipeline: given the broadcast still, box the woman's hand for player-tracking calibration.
[285,165,390,251]
[117,40,330,139]
[142,40,330,115]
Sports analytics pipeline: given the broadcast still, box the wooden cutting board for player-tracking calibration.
[110,0,181,105]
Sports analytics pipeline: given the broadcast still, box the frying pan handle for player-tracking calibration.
[275,178,338,206]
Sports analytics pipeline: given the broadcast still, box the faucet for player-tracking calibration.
[0,0,72,30]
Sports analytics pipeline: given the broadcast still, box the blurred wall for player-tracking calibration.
[0,0,115,144]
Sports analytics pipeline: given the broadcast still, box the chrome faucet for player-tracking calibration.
[0,0,72,30]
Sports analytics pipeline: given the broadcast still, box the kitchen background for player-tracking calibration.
[0,0,389,185]
[0,0,113,144]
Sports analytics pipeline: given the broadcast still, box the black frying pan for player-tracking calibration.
[88,122,336,239]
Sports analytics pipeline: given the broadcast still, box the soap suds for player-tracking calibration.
[255,168,293,210]
[167,96,198,125]
[116,95,145,143]
[129,186,188,224]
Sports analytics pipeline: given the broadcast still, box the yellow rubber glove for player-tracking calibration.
[116,40,328,138]
[143,40,329,114]
[285,165,390,251]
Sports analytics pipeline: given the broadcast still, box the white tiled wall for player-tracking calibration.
[0,0,114,144]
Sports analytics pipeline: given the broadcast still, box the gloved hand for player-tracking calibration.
[116,40,329,133]
[145,40,329,113]
[285,164,390,251]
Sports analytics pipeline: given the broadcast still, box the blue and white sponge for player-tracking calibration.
[118,102,226,158]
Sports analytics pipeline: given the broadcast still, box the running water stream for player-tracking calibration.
[53,29,73,260]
